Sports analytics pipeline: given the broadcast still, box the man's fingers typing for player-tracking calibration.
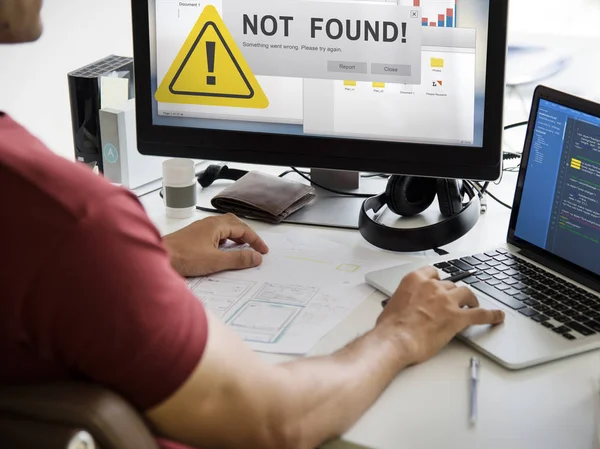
[419,265,441,279]
[450,287,480,308]
[464,307,505,326]
[438,280,458,291]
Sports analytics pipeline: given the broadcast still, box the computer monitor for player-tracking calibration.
[131,0,508,227]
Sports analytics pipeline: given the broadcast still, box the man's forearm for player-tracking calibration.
[146,267,499,449]
[146,314,415,449]
[279,323,413,449]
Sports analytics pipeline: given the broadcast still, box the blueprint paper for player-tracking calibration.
[186,231,378,354]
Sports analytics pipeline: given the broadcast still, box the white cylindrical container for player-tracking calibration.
[162,158,197,218]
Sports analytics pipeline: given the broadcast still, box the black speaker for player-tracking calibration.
[68,55,134,173]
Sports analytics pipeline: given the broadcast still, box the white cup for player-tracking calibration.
[162,158,197,219]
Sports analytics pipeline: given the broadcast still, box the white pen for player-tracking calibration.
[469,357,479,425]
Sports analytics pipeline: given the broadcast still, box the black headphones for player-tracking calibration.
[358,175,481,252]
[197,163,247,187]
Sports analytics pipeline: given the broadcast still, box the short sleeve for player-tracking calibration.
[22,190,208,410]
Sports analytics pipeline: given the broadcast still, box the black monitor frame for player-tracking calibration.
[131,0,509,181]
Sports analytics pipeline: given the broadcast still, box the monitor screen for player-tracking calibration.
[147,0,491,147]
[514,99,600,276]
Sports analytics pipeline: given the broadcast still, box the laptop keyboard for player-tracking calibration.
[434,249,600,341]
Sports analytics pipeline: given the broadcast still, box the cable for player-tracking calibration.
[282,168,384,196]
[504,164,521,173]
[479,181,490,195]
[503,120,528,165]
[361,173,390,179]
[494,122,526,178]
[280,169,388,180]
[471,181,512,210]
[278,168,309,178]
[485,190,513,210]
[503,120,528,131]
[290,167,376,198]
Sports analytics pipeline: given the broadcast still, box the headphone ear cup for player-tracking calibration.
[386,175,437,217]
[437,179,464,217]
[197,164,247,187]
[197,164,224,188]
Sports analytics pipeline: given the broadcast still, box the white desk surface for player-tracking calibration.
[140,164,600,449]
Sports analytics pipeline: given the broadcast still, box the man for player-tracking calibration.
[0,2,505,449]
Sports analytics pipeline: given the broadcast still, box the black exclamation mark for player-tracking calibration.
[206,41,216,85]
[401,23,407,43]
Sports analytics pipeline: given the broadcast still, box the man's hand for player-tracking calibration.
[162,213,269,277]
[377,266,505,365]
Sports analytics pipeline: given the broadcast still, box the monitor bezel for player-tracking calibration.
[131,0,508,181]
[507,85,600,289]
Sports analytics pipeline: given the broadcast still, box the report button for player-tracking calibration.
[327,61,368,74]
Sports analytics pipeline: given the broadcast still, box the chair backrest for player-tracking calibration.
[0,415,96,449]
[0,382,160,449]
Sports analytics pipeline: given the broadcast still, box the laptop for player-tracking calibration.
[365,85,600,370]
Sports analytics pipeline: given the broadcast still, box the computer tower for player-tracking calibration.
[68,55,134,173]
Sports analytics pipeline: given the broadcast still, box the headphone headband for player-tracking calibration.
[359,182,480,252]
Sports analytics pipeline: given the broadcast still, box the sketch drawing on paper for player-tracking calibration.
[187,277,256,318]
[187,277,254,298]
[227,301,302,343]
[191,295,237,319]
[253,283,318,306]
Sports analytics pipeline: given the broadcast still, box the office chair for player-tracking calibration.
[0,382,194,449]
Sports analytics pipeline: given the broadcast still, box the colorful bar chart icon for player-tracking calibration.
[419,4,456,27]
[372,82,385,88]
[571,158,582,170]
[430,57,444,68]
[446,8,454,27]
[343,80,356,87]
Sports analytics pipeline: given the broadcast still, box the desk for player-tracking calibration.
[139,164,600,449]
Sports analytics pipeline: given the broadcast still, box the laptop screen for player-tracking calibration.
[514,98,600,276]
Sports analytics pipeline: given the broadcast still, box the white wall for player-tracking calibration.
[0,0,133,159]
[0,0,599,160]
[508,0,600,39]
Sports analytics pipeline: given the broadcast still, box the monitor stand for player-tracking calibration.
[282,169,386,229]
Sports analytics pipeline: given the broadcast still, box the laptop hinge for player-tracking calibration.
[516,247,600,294]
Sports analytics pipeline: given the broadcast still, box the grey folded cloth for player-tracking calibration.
[211,171,316,223]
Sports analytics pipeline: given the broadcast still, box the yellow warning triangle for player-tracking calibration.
[155,6,268,109]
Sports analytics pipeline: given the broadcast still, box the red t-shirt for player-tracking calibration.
[0,113,208,411]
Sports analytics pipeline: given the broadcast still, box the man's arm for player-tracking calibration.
[26,189,501,449]
[147,268,505,449]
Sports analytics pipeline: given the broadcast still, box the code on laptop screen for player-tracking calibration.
[515,99,600,275]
